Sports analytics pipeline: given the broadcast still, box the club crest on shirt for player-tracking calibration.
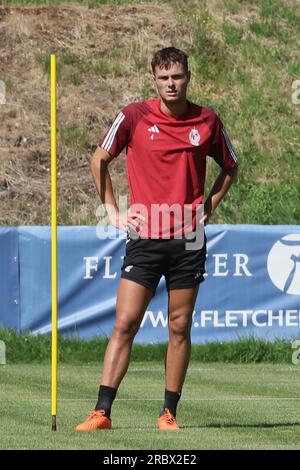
[189,128,201,146]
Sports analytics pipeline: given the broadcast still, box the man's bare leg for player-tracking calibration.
[101,278,153,388]
[76,278,153,431]
[165,285,199,391]
[157,286,199,428]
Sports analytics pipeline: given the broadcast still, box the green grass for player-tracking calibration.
[60,126,90,148]
[0,328,296,364]
[93,60,110,78]
[66,72,83,86]
[93,60,126,78]
[0,362,300,449]
[222,0,241,14]
[2,78,13,92]
[222,23,243,46]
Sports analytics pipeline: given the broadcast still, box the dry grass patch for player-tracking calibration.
[0,3,185,225]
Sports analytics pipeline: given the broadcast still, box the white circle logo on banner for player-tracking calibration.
[267,234,300,295]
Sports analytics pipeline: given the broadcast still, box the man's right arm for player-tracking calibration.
[90,146,119,225]
[90,146,144,231]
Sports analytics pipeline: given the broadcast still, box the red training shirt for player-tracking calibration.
[99,99,238,239]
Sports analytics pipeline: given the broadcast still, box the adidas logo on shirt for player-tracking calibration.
[148,125,160,133]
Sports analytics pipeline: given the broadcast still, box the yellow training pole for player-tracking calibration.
[50,54,58,431]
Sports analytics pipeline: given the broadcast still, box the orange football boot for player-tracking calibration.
[76,410,111,431]
[157,408,180,430]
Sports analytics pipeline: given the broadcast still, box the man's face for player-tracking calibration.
[153,61,190,103]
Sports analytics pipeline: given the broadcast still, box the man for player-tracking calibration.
[76,47,238,431]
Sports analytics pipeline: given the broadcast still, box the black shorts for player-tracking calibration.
[121,232,206,296]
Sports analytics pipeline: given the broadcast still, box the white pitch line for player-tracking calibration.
[35,397,300,402]
[127,368,217,372]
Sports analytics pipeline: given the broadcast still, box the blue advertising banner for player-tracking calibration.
[0,225,300,343]
[0,227,20,331]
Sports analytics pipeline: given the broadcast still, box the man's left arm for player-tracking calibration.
[203,166,238,224]
[204,111,239,224]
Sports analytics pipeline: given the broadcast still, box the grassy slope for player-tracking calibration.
[0,362,300,449]
[0,0,148,4]
[0,0,299,225]
[182,0,300,224]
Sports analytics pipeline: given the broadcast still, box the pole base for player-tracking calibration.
[52,415,57,431]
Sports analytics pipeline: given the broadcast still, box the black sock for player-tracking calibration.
[95,385,117,418]
[159,389,181,417]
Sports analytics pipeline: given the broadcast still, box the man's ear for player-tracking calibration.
[187,70,191,83]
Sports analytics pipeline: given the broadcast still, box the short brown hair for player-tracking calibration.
[151,47,189,74]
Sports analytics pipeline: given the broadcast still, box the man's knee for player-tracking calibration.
[169,314,192,340]
[113,315,140,339]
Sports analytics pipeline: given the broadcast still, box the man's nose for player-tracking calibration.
[167,78,175,87]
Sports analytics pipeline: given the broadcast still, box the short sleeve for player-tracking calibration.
[98,109,131,158]
[210,114,238,170]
